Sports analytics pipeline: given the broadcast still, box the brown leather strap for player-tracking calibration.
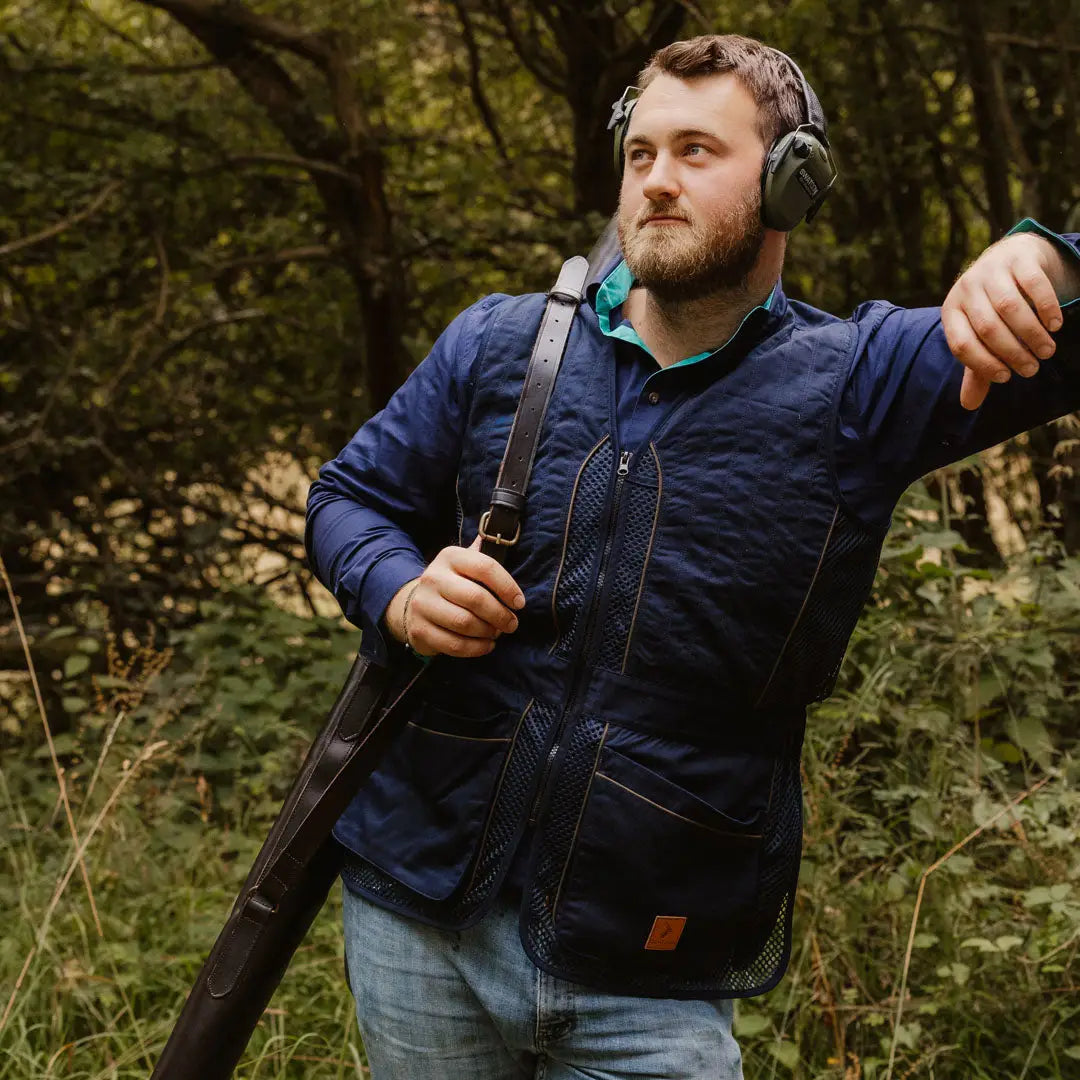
[206,259,589,994]
[479,255,589,565]
[152,253,599,1077]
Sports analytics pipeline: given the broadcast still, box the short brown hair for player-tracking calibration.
[637,34,806,150]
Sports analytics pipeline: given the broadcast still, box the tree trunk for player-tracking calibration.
[138,0,411,421]
[479,1,687,217]
[953,1,1015,238]
[954,466,1003,566]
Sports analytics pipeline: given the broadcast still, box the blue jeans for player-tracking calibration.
[342,887,744,1079]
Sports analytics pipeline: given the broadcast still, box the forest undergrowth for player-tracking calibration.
[2,481,1079,1079]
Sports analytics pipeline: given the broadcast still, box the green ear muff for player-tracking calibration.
[760,123,836,230]
[759,52,836,230]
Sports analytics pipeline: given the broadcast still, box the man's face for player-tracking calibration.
[617,72,770,301]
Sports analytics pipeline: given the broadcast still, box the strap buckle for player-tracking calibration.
[241,888,277,925]
[478,510,520,547]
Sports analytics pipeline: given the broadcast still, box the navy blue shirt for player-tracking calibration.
[598,262,783,462]
[306,221,1080,665]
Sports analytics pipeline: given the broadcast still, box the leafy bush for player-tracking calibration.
[737,483,1080,1078]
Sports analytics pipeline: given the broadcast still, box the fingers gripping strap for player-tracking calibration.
[480,256,589,565]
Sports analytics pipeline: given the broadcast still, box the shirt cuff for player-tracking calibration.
[1006,218,1080,309]
[348,549,426,665]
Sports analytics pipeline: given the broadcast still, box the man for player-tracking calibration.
[306,34,1080,1080]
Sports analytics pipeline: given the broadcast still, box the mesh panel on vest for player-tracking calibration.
[458,699,553,906]
[760,506,883,706]
[524,714,606,961]
[552,441,613,660]
[340,699,560,925]
[716,754,802,993]
[454,474,465,545]
[596,446,660,672]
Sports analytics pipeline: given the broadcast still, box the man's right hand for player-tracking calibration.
[384,536,526,658]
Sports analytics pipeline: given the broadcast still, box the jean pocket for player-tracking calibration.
[337,701,515,901]
[554,743,764,969]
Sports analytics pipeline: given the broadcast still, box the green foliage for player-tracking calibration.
[7,0,1080,649]
[4,1,1080,1076]
[733,485,1080,1079]
[4,495,1080,1074]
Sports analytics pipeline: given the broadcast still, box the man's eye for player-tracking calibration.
[685,144,708,157]
[628,148,652,163]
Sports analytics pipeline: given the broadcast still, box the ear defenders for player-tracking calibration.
[607,49,837,231]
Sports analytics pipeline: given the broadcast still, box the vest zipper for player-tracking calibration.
[591,451,632,610]
[527,449,632,825]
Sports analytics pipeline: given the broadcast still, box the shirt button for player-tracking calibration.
[647,391,661,405]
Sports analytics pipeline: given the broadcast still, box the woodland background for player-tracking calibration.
[3,0,1080,1077]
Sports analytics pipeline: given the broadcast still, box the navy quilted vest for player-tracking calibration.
[334,290,885,998]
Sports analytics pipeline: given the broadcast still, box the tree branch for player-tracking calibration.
[10,60,220,76]
[452,0,509,161]
[987,30,1080,54]
[147,308,268,365]
[484,0,565,92]
[133,0,412,413]
[0,180,123,258]
[842,22,1080,54]
[220,151,363,183]
[674,0,710,34]
[139,0,335,68]
[616,1,686,63]
[212,244,336,272]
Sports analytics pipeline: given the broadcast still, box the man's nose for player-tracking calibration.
[641,153,681,202]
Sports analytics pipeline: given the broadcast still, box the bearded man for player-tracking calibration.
[306,33,1080,1080]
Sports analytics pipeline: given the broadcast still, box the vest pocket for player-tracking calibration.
[335,701,514,901]
[553,743,764,970]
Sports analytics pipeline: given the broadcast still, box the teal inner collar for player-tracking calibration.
[595,259,777,368]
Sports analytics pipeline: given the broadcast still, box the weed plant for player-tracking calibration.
[2,483,1078,1077]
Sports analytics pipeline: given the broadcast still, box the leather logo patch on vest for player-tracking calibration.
[645,915,686,951]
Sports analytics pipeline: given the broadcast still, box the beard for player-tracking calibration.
[617,190,766,303]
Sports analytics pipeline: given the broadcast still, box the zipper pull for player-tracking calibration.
[617,451,632,476]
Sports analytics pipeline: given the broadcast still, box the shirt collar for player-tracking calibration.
[592,258,781,368]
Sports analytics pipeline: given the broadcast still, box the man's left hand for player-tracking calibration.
[942,233,1073,410]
